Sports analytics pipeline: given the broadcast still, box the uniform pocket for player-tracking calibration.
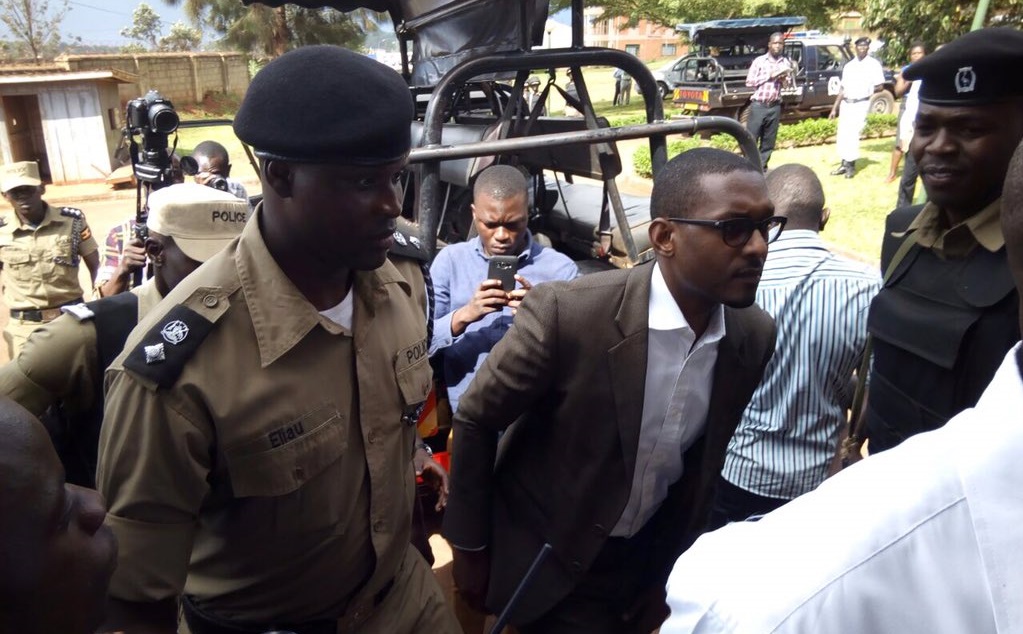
[0,248,33,281]
[395,355,432,408]
[225,404,347,498]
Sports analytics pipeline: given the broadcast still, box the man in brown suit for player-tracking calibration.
[443,147,780,633]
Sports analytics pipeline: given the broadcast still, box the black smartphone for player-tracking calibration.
[487,255,519,292]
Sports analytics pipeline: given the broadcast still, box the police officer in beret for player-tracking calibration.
[0,183,248,488]
[858,27,1023,453]
[97,46,459,633]
[0,161,100,358]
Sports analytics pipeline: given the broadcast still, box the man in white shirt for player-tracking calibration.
[829,37,885,178]
[442,148,777,633]
[661,139,1023,634]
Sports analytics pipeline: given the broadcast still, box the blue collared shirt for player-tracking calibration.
[721,230,881,500]
[429,232,579,413]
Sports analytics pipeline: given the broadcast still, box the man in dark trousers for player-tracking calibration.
[862,27,1023,453]
[744,32,793,169]
[443,147,779,633]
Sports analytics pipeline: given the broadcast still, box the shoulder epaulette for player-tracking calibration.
[388,225,428,263]
[122,287,230,388]
[59,206,84,219]
[61,303,95,322]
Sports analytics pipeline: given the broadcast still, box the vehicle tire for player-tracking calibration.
[657,81,670,100]
[869,90,896,115]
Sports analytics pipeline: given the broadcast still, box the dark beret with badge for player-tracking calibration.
[904,27,1023,106]
[854,36,871,46]
[233,45,415,165]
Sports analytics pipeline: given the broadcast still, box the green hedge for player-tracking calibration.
[631,114,898,178]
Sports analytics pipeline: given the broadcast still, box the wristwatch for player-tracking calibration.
[417,441,433,457]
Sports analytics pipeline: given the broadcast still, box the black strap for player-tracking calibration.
[88,291,141,373]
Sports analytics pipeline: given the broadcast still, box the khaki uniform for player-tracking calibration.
[98,209,457,632]
[0,203,99,355]
[0,280,162,418]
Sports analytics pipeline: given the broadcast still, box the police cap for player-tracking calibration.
[854,36,871,46]
[233,45,414,165]
[147,183,248,262]
[904,27,1023,106]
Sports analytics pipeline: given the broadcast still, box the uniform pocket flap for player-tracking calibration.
[226,405,347,498]
[0,249,30,264]
[396,356,432,406]
[868,289,978,370]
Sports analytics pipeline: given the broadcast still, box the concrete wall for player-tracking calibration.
[55,52,250,106]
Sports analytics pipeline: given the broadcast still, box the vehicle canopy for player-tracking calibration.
[244,0,548,87]
[676,16,806,52]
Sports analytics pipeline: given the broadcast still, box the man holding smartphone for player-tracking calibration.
[430,164,578,415]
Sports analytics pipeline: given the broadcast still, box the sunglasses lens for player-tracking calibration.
[722,220,753,247]
[766,219,784,243]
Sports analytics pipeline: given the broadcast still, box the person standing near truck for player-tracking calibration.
[829,36,885,179]
[744,32,794,169]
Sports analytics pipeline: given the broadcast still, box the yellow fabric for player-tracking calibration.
[900,199,1004,258]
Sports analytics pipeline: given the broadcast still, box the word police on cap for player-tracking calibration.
[212,210,247,223]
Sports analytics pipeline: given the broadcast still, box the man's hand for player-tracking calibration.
[828,108,837,119]
[506,274,533,314]
[450,279,509,336]
[415,446,449,511]
[116,238,147,278]
[452,547,491,613]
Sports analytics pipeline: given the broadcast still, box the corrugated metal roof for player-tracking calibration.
[0,69,136,85]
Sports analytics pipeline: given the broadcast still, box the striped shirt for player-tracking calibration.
[721,230,881,500]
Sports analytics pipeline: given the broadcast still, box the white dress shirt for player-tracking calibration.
[612,263,725,537]
[840,55,885,100]
[662,343,1023,634]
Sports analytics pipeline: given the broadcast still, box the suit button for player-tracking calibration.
[571,560,582,572]
[592,524,606,537]
[373,520,386,533]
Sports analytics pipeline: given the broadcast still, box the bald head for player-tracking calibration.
[0,397,116,634]
[765,164,826,231]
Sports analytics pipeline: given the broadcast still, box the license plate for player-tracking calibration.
[683,102,699,110]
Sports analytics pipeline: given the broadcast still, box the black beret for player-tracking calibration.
[234,45,414,165]
[854,36,871,45]
[904,27,1023,106]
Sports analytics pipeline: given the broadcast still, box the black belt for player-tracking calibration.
[9,298,83,322]
[844,97,870,103]
[752,99,780,106]
[182,578,395,634]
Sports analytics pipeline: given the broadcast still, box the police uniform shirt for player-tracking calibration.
[898,198,1003,259]
[841,55,885,101]
[0,203,99,308]
[97,206,432,623]
[0,280,163,417]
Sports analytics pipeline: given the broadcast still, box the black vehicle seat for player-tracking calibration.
[542,177,652,258]
[410,119,507,187]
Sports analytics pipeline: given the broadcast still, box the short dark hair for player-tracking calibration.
[473,164,528,201]
[909,39,926,53]
[766,164,825,229]
[650,148,761,220]
[193,140,230,163]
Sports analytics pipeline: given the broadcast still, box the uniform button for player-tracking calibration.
[373,519,386,533]
[592,524,606,536]
[293,466,305,481]
[202,294,218,308]
[368,430,378,444]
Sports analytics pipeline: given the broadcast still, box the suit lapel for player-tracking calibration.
[699,308,751,473]
[609,263,653,481]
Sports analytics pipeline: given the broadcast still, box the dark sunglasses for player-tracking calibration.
[667,215,787,247]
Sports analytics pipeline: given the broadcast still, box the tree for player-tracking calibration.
[120,2,162,50]
[862,0,1023,65]
[165,0,374,59]
[159,20,202,51]
[0,0,69,63]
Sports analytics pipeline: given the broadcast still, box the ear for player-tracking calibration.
[820,207,831,231]
[144,237,163,258]
[264,160,293,198]
[648,217,677,257]
[470,203,478,221]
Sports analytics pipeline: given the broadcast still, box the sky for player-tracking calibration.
[57,0,190,46]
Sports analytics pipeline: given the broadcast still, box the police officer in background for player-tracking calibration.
[0,183,248,488]
[860,27,1023,453]
[0,161,100,358]
[97,46,459,634]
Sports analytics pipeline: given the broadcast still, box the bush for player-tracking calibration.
[630,113,898,178]
[605,113,650,127]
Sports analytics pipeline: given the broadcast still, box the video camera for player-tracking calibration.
[124,90,180,190]
[179,155,230,193]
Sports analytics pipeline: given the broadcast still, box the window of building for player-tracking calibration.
[625,44,640,55]
[662,43,677,56]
